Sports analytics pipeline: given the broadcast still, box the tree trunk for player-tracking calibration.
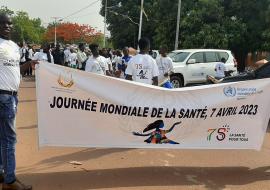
[234,50,248,73]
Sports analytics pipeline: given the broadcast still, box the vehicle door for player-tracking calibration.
[217,51,236,73]
[204,51,220,77]
[185,52,206,83]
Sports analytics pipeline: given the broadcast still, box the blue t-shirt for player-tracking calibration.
[118,55,132,72]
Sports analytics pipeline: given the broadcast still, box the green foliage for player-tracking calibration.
[12,11,45,43]
[101,0,158,49]
[0,6,14,15]
[100,0,270,70]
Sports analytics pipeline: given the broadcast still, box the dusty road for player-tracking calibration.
[12,79,270,190]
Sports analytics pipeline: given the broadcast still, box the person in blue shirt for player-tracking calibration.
[118,47,132,78]
[122,47,132,66]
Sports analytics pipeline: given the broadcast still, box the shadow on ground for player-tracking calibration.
[18,166,270,190]
[38,148,131,165]
[17,148,131,173]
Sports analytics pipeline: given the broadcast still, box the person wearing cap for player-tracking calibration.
[0,13,38,190]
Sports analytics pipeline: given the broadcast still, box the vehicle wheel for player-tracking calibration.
[170,76,183,88]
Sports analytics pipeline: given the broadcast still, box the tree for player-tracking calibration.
[100,0,158,49]
[101,0,270,71]
[221,0,269,71]
[0,6,14,15]
[12,11,45,43]
[44,22,102,44]
[152,0,179,50]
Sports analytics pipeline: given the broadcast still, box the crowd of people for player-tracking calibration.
[19,38,175,88]
[19,40,242,88]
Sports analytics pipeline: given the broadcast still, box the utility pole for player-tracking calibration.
[138,0,144,50]
[52,17,61,46]
[174,0,181,50]
[103,0,108,48]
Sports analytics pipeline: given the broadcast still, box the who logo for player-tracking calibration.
[223,86,236,97]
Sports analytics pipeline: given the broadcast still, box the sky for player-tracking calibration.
[0,0,104,32]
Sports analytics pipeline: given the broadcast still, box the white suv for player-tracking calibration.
[168,49,237,87]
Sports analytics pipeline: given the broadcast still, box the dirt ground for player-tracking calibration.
[11,79,270,190]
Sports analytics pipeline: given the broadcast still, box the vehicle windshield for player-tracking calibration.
[168,52,190,62]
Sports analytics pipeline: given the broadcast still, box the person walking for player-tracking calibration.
[32,44,54,63]
[18,42,27,76]
[0,13,38,190]
[125,37,159,86]
[77,43,88,70]
[63,45,71,67]
[51,44,64,65]
[85,44,111,76]
[156,46,174,88]
[68,48,78,69]
[119,47,132,78]
[26,44,34,76]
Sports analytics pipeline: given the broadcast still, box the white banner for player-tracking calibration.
[36,63,270,150]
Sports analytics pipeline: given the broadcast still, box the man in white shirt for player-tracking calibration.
[100,48,113,74]
[156,46,174,88]
[63,45,71,66]
[26,44,34,76]
[77,43,88,70]
[215,57,227,79]
[19,42,27,64]
[68,48,77,68]
[19,42,27,76]
[32,44,54,63]
[85,44,110,76]
[0,13,38,190]
[125,37,159,86]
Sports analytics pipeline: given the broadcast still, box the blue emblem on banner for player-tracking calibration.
[223,86,236,97]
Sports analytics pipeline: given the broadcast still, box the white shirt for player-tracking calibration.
[19,47,27,62]
[85,55,109,75]
[28,48,34,60]
[69,52,77,66]
[115,56,123,70]
[64,49,71,63]
[215,62,226,78]
[156,56,173,84]
[0,38,21,91]
[125,54,159,85]
[106,57,112,71]
[33,51,54,63]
